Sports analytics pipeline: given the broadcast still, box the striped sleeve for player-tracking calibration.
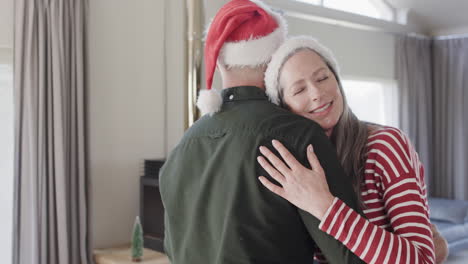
[318,128,435,264]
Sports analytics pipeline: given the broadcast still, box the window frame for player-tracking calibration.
[293,0,396,22]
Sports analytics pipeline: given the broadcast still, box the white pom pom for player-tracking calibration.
[196,89,223,116]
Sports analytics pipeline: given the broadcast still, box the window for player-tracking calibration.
[342,79,399,127]
[0,64,13,264]
[294,0,395,21]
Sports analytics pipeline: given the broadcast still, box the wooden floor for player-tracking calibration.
[94,246,169,264]
[94,246,468,263]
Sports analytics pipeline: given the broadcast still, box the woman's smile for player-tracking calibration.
[309,101,333,116]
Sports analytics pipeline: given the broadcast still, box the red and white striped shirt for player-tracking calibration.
[315,127,435,264]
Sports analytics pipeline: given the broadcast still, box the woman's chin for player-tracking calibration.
[297,112,337,133]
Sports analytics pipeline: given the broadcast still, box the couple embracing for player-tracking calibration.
[160,0,445,263]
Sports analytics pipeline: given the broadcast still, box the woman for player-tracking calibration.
[257,36,447,263]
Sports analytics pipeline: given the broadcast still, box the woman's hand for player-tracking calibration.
[257,140,335,220]
[431,223,449,264]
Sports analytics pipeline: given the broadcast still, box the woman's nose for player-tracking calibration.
[308,86,321,101]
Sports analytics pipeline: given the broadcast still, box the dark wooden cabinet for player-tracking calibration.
[140,176,165,252]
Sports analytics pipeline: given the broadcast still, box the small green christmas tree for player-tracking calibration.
[131,216,144,262]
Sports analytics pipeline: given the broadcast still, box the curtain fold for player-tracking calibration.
[396,35,468,199]
[13,1,92,264]
[395,35,433,189]
[431,37,468,199]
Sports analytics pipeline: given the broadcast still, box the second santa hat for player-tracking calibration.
[264,36,340,106]
[197,0,287,115]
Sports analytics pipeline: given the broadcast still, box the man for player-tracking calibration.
[159,0,365,263]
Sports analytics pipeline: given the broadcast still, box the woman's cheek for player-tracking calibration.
[286,98,303,113]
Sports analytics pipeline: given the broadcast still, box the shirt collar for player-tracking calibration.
[221,86,269,103]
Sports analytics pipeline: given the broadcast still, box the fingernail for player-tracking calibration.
[308,144,313,152]
[259,146,265,152]
[257,156,263,163]
[272,139,278,146]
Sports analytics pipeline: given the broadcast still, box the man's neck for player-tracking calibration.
[219,64,266,90]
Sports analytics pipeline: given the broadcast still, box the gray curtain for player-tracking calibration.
[13,1,92,264]
[432,37,468,200]
[395,36,433,189]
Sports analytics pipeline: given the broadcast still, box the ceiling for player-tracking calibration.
[386,0,468,35]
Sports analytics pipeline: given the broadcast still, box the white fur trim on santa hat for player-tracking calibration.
[218,0,288,67]
[196,89,223,116]
[219,27,285,67]
[264,36,340,105]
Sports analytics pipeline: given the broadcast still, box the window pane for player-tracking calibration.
[342,79,398,127]
[323,0,390,20]
[0,64,13,264]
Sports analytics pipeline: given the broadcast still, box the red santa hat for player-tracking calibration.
[197,0,287,115]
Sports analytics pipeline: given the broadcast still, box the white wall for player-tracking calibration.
[287,16,396,80]
[88,0,185,248]
[164,1,186,153]
[0,0,13,48]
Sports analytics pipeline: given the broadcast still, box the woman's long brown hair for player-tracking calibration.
[330,69,370,208]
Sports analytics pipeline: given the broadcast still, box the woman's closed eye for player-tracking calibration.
[317,75,329,82]
[293,87,305,96]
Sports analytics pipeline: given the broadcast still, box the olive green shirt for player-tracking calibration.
[159,86,364,264]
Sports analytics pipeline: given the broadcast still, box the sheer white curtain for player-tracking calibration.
[0,63,13,264]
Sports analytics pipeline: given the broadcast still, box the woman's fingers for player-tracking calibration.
[306,144,324,174]
[258,176,286,198]
[257,156,286,185]
[259,145,291,176]
[271,140,302,171]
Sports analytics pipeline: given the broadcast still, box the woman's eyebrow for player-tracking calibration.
[312,67,327,77]
[290,79,305,89]
[299,67,327,84]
